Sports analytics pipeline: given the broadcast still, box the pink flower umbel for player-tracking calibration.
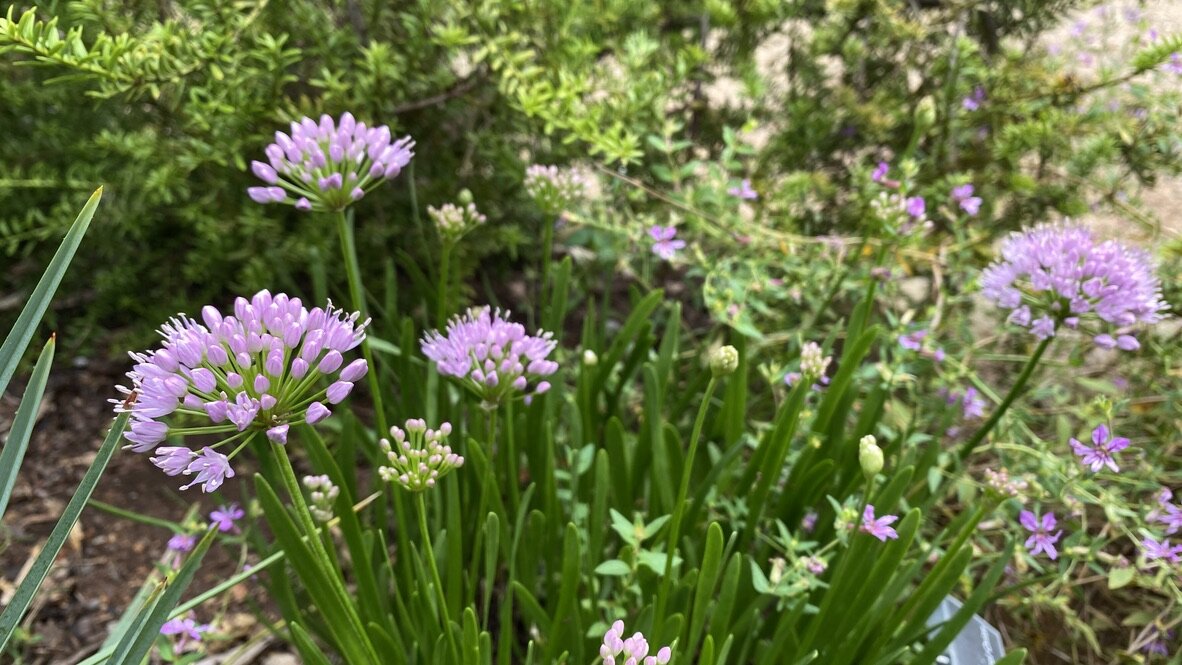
[248,112,414,212]
[524,164,586,215]
[1069,424,1130,473]
[115,290,368,492]
[210,503,245,532]
[648,225,686,261]
[421,307,558,408]
[860,505,899,542]
[727,178,758,200]
[599,620,672,665]
[1020,510,1062,560]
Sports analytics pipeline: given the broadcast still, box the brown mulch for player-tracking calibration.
[0,359,269,664]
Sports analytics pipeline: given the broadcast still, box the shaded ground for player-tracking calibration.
[0,361,273,664]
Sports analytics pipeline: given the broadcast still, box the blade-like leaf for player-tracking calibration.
[0,337,54,520]
[0,188,101,397]
[0,410,126,652]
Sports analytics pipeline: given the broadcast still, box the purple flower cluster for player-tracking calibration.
[1069,424,1130,473]
[114,290,369,492]
[599,620,672,665]
[897,328,945,362]
[980,224,1165,349]
[160,616,211,652]
[648,225,686,260]
[421,307,558,407]
[248,112,414,212]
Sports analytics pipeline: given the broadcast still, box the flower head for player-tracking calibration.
[727,178,758,200]
[860,505,899,542]
[951,184,983,216]
[871,161,890,183]
[980,224,1165,348]
[429,201,487,240]
[799,342,831,382]
[303,474,340,522]
[648,225,686,261]
[599,620,672,665]
[378,419,464,492]
[524,164,586,215]
[898,329,927,351]
[421,306,558,407]
[115,290,368,491]
[210,503,245,532]
[905,196,926,218]
[984,468,1028,498]
[1070,423,1130,473]
[249,112,413,212]
[1020,509,1062,560]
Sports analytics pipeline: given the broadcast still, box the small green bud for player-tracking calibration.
[582,349,598,366]
[914,96,937,133]
[859,434,884,479]
[457,188,474,205]
[709,345,740,376]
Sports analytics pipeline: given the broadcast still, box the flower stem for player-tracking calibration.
[540,215,555,299]
[653,376,718,627]
[334,210,388,435]
[437,241,452,329]
[271,440,375,662]
[416,492,461,663]
[957,336,1051,462]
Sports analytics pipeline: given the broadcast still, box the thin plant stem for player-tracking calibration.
[957,337,1051,462]
[504,399,519,511]
[540,215,555,300]
[272,440,374,662]
[437,241,452,329]
[653,376,719,626]
[417,492,461,663]
[334,210,389,435]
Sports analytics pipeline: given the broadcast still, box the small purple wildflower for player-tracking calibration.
[905,196,926,218]
[871,161,889,183]
[727,178,758,200]
[951,184,983,216]
[1069,424,1130,473]
[805,556,827,574]
[898,329,927,351]
[210,503,245,532]
[421,307,558,407]
[648,226,686,261]
[860,505,899,542]
[801,510,818,533]
[249,112,414,212]
[167,533,196,553]
[962,86,986,111]
[599,620,671,665]
[1141,627,1172,656]
[1020,510,1062,560]
[980,224,1166,348]
[1141,536,1182,564]
[960,387,987,420]
[160,616,210,652]
[1167,53,1182,75]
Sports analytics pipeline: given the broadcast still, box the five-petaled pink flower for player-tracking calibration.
[727,179,758,200]
[860,505,899,542]
[1020,509,1062,560]
[210,503,245,532]
[1069,424,1130,473]
[1142,536,1182,564]
[648,226,686,261]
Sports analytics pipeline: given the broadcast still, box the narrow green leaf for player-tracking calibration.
[0,337,54,520]
[0,411,126,653]
[0,188,100,397]
[290,622,334,665]
[912,541,1016,664]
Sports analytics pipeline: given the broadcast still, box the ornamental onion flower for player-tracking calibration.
[114,290,369,492]
[1019,509,1062,560]
[421,306,559,407]
[980,223,1166,349]
[429,201,487,240]
[860,505,899,541]
[648,225,686,261]
[599,620,672,665]
[377,419,464,492]
[524,164,586,215]
[248,112,414,212]
[1069,423,1130,473]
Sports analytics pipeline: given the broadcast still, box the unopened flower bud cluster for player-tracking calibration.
[428,202,487,240]
[800,342,831,381]
[378,419,464,492]
[523,164,586,215]
[303,474,340,522]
